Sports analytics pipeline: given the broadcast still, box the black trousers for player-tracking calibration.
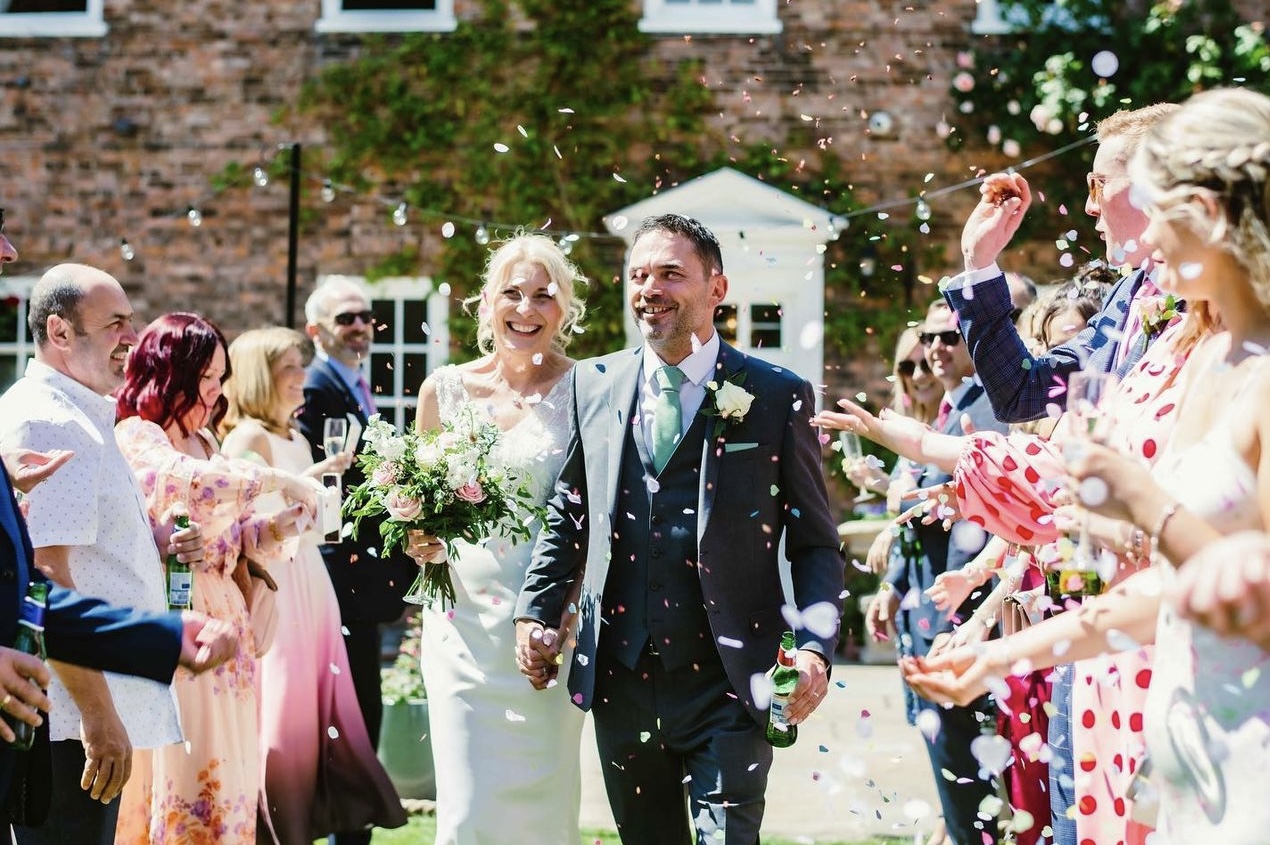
[13,740,119,845]
[592,648,772,845]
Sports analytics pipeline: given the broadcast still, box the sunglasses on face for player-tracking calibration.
[918,330,961,347]
[332,310,376,327]
[896,359,933,378]
[1086,172,1127,205]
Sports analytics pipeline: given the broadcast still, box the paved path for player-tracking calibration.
[577,662,944,843]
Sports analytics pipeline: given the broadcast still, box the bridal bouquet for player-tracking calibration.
[343,408,544,609]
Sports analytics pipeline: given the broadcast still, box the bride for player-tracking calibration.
[409,233,588,845]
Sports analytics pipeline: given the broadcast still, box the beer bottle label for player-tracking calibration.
[768,693,791,730]
[18,593,46,632]
[168,570,193,609]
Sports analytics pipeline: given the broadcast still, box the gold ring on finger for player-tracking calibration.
[0,694,11,710]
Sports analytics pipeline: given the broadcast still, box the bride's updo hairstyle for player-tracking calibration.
[1130,87,1270,348]
[465,232,589,356]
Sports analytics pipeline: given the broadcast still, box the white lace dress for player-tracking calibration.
[1147,417,1270,842]
[420,366,584,845]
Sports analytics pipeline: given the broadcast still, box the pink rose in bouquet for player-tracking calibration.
[455,482,487,504]
[384,487,424,522]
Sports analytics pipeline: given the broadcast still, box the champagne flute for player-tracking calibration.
[1052,372,1114,601]
[323,418,348,463]
[838,430,877,501]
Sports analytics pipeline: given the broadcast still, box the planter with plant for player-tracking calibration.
[378,616,436,801]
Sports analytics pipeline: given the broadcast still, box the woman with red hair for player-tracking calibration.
[113,313,318,845]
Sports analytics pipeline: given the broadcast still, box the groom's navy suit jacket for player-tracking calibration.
[516,342,845,726]
[0,464,181,818]
[945,269,1147,423]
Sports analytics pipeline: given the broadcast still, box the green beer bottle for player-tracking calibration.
[764,631,799,748]
[6,581,49,750]
[166,513,193,611]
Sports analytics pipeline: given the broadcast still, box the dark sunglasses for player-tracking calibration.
[918,330,961,347]
[896,359,933,378]
[332,310,376,327]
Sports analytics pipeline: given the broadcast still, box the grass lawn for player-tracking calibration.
[367,813,906,844]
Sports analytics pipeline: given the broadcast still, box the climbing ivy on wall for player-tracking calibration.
[288,0,925,362]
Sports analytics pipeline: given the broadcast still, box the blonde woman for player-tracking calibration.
[221,327,405,844]
[408,233,587,845]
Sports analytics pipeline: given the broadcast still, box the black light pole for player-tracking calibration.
[285,142,302,328]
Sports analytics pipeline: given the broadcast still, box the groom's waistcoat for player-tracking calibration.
[600,412,715,671]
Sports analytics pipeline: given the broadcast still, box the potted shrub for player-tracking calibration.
[378,616,436,800]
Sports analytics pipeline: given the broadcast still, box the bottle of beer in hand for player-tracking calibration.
[764,631,800,748]
[166,513,193,611]
[6,581,49,750]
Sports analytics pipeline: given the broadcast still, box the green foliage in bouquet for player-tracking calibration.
[343,408,547,608]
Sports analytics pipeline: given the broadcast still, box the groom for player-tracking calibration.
[515,214,845,845]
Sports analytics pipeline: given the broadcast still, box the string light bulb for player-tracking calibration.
[120,239,135,261]
[915,198,933,222]
[392,202,408,227]
[252,167,269,188]
[321,180,336,203]
[474,224,490,245]
[187,206,203,228]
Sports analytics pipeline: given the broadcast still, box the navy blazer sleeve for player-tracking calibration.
[44,587,182,684]
[944,272,1136,424]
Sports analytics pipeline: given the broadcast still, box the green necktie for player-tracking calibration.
[651,365,685,474]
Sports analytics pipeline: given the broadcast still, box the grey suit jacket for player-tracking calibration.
[515,341,845,724]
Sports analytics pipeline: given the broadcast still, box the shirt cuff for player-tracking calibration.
[943,262,1003,291]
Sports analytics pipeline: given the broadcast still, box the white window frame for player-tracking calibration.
[0,275,37,393]
[639,0,781,35]
[0,0,106,38]
[714,298,783,352]
[316,0,456,34]
[317,275,450,433]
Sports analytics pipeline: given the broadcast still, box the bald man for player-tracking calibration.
[0,265,204,845]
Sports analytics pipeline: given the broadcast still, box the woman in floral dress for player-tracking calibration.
[114,313,317,845]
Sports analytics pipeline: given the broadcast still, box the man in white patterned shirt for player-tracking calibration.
[0,264,204,845]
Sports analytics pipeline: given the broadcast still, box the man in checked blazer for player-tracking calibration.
[515,214,844,845]
[944,103,1181,423]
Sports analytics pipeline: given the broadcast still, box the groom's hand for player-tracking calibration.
[785,650,829,725]
[515,620,560,690]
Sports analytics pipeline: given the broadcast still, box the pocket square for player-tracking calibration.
[724,441,759,453]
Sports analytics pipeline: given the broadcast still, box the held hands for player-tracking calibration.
[901,642,1007,708]
[2,447,74,496]
[784,650,829,726]
[961,172,1032,271]
[0,646,51,744]
[178,611,239,674]
[514,620,562,691]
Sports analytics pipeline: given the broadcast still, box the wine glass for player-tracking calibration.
[1052,372,1115,601]
[323,418,348,463]
[838,431,876,501]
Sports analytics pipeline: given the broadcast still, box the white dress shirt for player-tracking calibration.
[0,360,181,747]
[639,331,721,458]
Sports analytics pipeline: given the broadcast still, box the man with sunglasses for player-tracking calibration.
[298,278,416,845]
[870,300,1008,845]
[943,102,1181,424]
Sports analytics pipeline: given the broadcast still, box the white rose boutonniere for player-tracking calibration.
[700,371,755,438]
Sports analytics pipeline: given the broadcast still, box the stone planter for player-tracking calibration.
[377,698,437,800]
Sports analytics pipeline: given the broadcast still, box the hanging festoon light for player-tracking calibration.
[187,206,203,228]
[441,221,456,239]
[321,179,336,203]
[915,198,933,222]
[392,202,408,227]
[253,166,269,188]
[558,232,579,256]
[474,223,490,245]
[120,239,135,261]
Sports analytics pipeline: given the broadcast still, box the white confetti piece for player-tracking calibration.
[327,725,340,739]
[505,709,527,722]
[494,142,510,153]
[971,733,1012,776]
[717,636,744,649]
[441,221,456,238]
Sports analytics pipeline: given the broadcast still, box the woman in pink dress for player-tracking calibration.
[220,326,406,844]
[114,314,318,845]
